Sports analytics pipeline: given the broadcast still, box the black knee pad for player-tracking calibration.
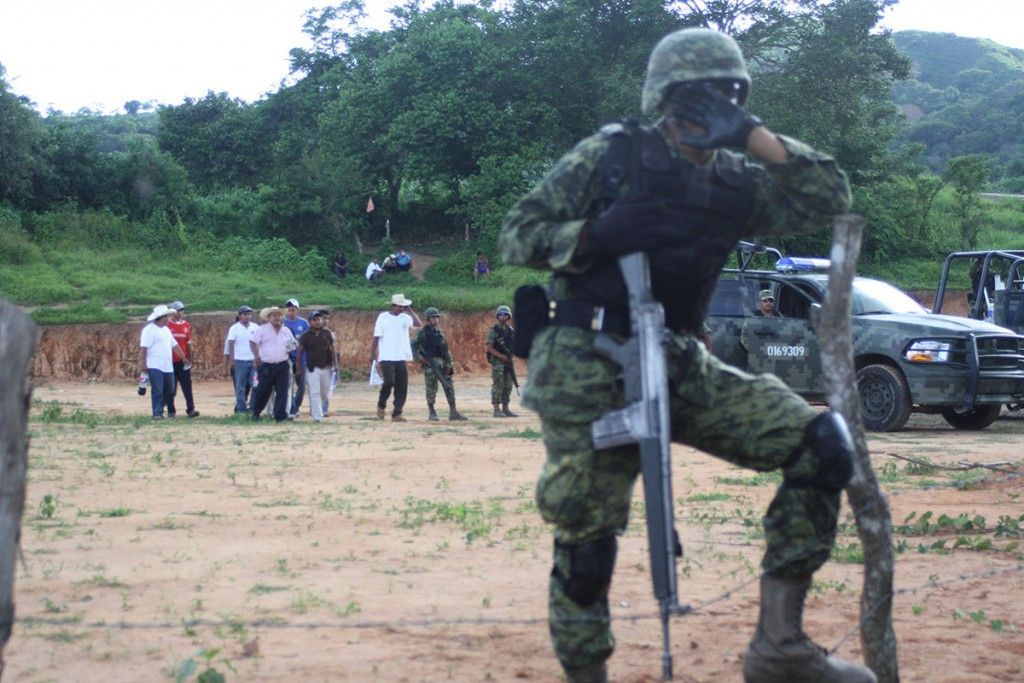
[785,412,855,491]
[552,536,618,607]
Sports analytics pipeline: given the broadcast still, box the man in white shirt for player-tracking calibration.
[139,304,184,420]
[370,293,421,421]
[250,306,297,422]
[224,305,257,414]
[365,258,384,282]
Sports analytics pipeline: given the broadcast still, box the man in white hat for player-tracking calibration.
[139,304,185,420]
[250,306,296,422]
[370,294,421,421]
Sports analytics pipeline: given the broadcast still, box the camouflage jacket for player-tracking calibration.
[498,121,851,422]
[486,323,515,366]
[411,326,452,369]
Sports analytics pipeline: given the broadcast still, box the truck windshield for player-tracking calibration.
[852,278,929,315]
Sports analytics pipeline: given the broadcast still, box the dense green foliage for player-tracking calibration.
[891,30,1024,191]
[2,1,1024,323]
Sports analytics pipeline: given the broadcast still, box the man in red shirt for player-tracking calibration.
[167,301,199,418]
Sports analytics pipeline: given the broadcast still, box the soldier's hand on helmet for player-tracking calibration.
[584,194,679,256]
[670,82,762,150]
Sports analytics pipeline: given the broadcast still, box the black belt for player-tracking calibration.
[549,299,631,336]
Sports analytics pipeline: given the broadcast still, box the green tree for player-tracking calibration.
[944,154,990,249]
[0,62,46,207]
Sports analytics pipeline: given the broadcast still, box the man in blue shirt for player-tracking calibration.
[283,299,310,419]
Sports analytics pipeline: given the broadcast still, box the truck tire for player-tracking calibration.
[940,405,1001,430]
[857,364,912,432]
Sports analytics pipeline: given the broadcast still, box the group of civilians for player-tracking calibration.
[140,299,339,422]
[139,291,518,423]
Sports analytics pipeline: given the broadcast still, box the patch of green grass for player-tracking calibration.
[713,471,783,487]
[496,428,543,440]
[98,507,132,518]
[248,583,289,595]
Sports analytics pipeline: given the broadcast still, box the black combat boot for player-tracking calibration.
[501,403,518,417]
[428,404,439,421]
[448,402,467,421]
[742,575,877,683]
[493,404,504,418]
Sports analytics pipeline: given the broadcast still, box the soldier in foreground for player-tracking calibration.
[485,305,518,417]
[411,307,467,421]
[499,28,873,683]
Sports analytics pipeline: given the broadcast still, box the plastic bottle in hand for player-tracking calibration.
[137,373,149,396]
[330,369,337,395]
[251,368,259,388]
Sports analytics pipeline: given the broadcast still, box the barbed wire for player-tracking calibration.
[14,553,1023,659]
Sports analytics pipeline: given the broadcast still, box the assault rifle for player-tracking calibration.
[418,350,455,398]
[491,337,520,396]
[591,252,688,680]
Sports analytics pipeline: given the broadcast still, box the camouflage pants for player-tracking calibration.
[490,362,515,405]
[423,367,455,406]
[536,338,838,672]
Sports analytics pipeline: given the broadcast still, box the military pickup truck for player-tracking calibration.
[706,247,1024,431]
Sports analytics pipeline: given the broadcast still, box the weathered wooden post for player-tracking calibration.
[0,300,39,679]
[817,214,899,682]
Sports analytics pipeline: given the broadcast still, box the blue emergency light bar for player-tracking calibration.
[776,256,831,272]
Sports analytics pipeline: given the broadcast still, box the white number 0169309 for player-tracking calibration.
[764,344,806,358]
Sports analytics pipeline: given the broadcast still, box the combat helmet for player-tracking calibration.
[641,28,750,115]
[424,307,441,318]
[496,305,512,317]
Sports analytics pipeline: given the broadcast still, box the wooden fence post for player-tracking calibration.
[817,214,899,682]
[0,300,39,678]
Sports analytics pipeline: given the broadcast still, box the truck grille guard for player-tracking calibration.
[953,333,1024,412]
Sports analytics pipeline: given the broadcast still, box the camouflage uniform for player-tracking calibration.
[411,324,455,406]
[487,321,517,406]
[499,66,851,678]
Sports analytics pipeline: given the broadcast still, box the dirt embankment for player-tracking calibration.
[34,310,504,381]
[31,291,973,382]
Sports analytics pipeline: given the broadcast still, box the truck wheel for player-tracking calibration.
[940,405,1001,430]
[857,364,912,431]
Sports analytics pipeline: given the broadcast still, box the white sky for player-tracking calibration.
[1,0,1023,115]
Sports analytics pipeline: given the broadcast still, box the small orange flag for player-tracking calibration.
[366,197,375,213]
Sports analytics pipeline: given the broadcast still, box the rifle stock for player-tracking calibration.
[591,252,687,680]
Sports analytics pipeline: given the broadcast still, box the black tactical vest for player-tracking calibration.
[563,122,755,332]
[420,325,445,358]
[488,324,515,360]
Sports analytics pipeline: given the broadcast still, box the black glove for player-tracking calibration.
[668,82,762,150]
[584,194,679,256]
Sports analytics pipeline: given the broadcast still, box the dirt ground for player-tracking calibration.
[7,374,1024,682]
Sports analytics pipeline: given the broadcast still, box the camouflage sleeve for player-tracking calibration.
[498,133,611,273]
[743,135,852,239]
[486,326,497,347]
[410,328,424,357]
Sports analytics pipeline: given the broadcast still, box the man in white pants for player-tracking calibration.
[296,311,336,422]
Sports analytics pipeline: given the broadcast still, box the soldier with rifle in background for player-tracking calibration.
[500,27,872,683]
[485,305,519,417]
[411,307,467,421]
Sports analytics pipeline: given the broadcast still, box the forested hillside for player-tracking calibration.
[891,30,1024,191]
[3,0,1024,323]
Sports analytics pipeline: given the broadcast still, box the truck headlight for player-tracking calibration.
[904,340,952,363]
